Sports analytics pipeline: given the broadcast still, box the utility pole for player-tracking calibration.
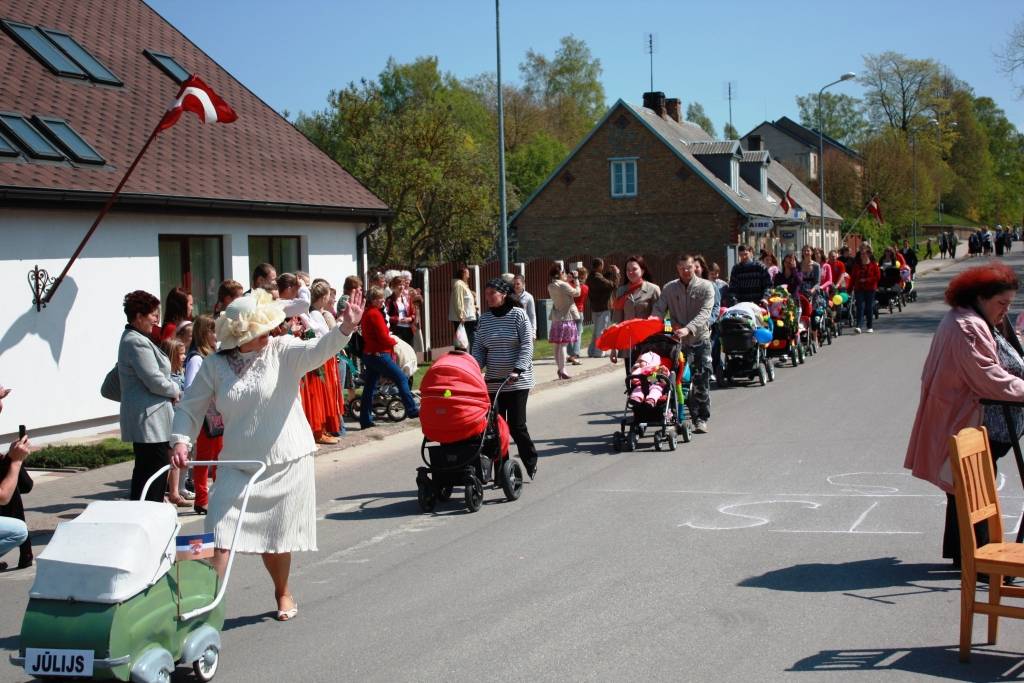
[647,33,654,92]
[495,0,508,272]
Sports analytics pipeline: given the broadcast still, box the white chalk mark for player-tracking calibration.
[767,529,921,535]
[849,502,880,532]
[826,472,911,495]
[679,499,820,530]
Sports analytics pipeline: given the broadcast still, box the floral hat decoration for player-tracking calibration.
[215,289,286,350]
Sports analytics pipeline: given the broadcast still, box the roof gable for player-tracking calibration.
[0,0,388,215]
[766,158,842,221]
[772,116,862,161]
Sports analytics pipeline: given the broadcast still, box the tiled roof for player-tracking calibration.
[687,141,740,156]
[0,0,388,215]
[770,116,863,161]
[741,150,770,164]
[766,158,842,221]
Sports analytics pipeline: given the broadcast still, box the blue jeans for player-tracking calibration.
[855,290,876,329]
[589,310,611,357]
[686,342,712,421]
[0,516,28,558]
[360,352,419,427]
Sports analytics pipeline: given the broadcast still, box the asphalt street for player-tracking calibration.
[4,251,1024,682]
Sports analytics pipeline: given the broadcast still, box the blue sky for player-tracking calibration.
[149,0,1024,134]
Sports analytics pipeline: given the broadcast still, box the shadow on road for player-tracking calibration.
[789,645,1024,681]
[739,556,958,593]
[325,493,420,521]
[535,434,617,457]
[223,612,276,631]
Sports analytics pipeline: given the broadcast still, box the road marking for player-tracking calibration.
[848,502,879,532]
[679,500,820,530]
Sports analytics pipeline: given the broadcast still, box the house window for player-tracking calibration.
[730,158,740,192]
[33,116,104,164]
[809,152,818,180]
[248,236,301,277]
[144,49,191,84]
[1,20,86,79]
[0,131,19,157]
[0,113,64,160]
[40,28,122,85]
[748,134,762,151]
[610,159,637,198]
[158,235,224,316]
[760,167,768,199]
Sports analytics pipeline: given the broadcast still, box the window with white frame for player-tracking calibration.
[609,158,637,197]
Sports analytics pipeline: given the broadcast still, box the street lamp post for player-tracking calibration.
[817,72,856,249]
[495,0,509,273]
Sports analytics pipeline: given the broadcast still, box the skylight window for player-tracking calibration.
[144,49,191,84]
[40,28,121,86]
[33,116,104,164]
[0,114,64,160]
[1,20,86,79]
[0,131,19,157]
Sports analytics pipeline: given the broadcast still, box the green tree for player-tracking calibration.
[944,89,991,221]
[974,96,1024,224]
[506,131,569,203]
[861,52,942,132]
[685,102,716,137]
[520,35,605,145]
[723,121,739,139]
[794,91,869,146]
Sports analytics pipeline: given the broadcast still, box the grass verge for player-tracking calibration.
[31,438,134,470]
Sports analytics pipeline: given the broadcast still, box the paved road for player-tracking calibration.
[3,252,1023,682]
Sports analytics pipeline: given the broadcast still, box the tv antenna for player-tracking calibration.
[723,81,738,128]
[645,33,656,91]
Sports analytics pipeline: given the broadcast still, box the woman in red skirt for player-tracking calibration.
[184,315,222,515]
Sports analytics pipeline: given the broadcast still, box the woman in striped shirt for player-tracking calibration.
[472,278,539,479]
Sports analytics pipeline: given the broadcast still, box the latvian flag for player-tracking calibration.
[175,531,215,561]
[159,75,238,132]
[867,195,884,223]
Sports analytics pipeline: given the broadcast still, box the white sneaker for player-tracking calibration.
[693,420,708,434]
[867,328,874,334]
[854,327,862,334]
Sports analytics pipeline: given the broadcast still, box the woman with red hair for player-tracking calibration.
[905,262,1024,568]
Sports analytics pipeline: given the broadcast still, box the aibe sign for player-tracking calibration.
[746,218,773,234]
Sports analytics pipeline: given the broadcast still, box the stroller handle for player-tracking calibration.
[141,460,267,622]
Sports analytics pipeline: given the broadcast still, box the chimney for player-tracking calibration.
[642,91,667,118]
[665,98,681,123]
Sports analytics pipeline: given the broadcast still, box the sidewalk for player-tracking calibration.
[13,351,618,541]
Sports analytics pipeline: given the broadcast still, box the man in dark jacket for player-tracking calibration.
[728,244,772,303]
[0,387,32,570]
[586,258,616,358]
[901,240,918,274]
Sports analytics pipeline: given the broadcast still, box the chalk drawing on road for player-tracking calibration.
[680,500,820,531]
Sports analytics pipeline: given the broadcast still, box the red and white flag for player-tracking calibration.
[867,195,884,223]
[780,185,793,213]
[159,75,238,132]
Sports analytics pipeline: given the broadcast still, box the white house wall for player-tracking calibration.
[0,208,360,442]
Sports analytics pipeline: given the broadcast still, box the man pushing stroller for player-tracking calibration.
[651,254,715,434]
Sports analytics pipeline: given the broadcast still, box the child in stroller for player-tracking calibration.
[612,332,691,452]
[877,265,904,314]
[765,288,804,367]
[718,302,774,387]
[628,351,670,407]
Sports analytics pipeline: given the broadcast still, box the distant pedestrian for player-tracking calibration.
[939,233,948,259]
[449,266,477,351]
[547,264,581,379]
[904,262,1024,568]
[513,275,536,338]
[586,258,616,358]
[565,267,588,365]
[850,245,880,334]
[925,239,933,260]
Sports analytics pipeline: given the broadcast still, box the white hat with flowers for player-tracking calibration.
[215,289,286,350]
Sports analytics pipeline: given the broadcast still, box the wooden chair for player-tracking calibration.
[950,426,1024,661]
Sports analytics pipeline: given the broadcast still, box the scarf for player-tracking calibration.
[612,279,644,311]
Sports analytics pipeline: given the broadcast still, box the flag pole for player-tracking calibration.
[840,193,878,244]
[40,119,165,307]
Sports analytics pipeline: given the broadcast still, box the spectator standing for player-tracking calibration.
[548,264,581,379]
[472,278,539,479]
[652,255,716,434]
[901,239,919,273]
[925,239,934,260]
[184,315,222,516]
[449,266,478,351]
[114,290,181,502]
[513,274,536,338]
[565,267,588,366]
[851,245,881,334]
[586,258,616,358]
[610,256,661,363]
[904,262,1024,568]
[250,263,277,293]
[159,287,192,342]
[728,245,772,304]
[0,423,31,571]
[159,338,191,506]
[385,276,417,347]
[214,279,243,315]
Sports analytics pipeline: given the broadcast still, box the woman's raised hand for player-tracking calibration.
[340,288,365,333]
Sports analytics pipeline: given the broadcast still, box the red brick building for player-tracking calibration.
[511,92,841,267]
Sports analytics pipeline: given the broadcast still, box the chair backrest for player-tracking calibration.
[949,427,1003,565]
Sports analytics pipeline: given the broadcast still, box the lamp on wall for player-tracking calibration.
[28,265,56,312]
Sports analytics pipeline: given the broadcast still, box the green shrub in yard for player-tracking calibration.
[31,438,134,470]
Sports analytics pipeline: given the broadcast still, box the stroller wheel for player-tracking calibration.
[372,398,388,418]
[790,348,799,367]
[500,459,523,501]
[624,430,637,452]
[417,481,437,512]
[758,366,767,386]
[386,398,406,422]
[679,422,692,443]
[192,645,220,682]
[465,475,484,512]
[350,397,362,415]
[766,360,775,382]
[653,433,663,451]
[612,431,623,452]
[437,485,453,502]
[797,345,805,364]
[667,431,677,451]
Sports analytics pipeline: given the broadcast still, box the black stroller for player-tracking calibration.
[719,313,774,387]
[877,266,904,314]
[611,332,691,452]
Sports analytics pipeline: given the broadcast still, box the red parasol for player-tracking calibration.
[595,317,666,351]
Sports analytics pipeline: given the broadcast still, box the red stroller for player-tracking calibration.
[415,351,523,513]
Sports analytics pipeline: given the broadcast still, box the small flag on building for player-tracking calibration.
[780,185,794,214]
[867,195,884,223]
[175,532,215,561]
[159,75,238,131]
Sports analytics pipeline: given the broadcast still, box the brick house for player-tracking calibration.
[741,116,863,185]
[0,0,389,442]
[511,92,840,270]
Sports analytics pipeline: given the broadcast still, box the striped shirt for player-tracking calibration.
[472,307,535,392]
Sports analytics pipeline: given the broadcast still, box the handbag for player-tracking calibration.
[17,466,33,495]
[100,364,121,402]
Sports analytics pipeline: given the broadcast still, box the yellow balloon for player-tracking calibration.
[777,320,785,328]
[832,294,843,306]
[443,389,452,398]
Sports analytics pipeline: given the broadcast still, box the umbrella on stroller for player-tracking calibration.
[595,317,666,352]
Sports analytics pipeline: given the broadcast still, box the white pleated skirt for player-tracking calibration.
[206,453,317,554]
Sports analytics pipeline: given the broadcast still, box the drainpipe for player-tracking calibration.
[356,218,381,281]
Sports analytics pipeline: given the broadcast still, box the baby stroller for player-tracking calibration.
[349,339,419,422]
[813,291,834,346]
[719,309,774,387]
[798,293,817,357]
[877,266,904,314]
[765,289,803,367]
[833,290,855,334]
[611,332,691,452]
[415,351,523,513]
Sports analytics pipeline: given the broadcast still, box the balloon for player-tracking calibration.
[754,327,773,344]
[840,292,850,303]
[832,294,843,306]
[443,389,452,398]
[777,320,785,328]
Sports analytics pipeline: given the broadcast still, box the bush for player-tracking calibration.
[31,438,134,470]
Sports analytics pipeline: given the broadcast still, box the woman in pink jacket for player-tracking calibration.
[904,262,1024,567]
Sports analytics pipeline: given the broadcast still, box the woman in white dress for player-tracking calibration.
[171,288,364,621]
